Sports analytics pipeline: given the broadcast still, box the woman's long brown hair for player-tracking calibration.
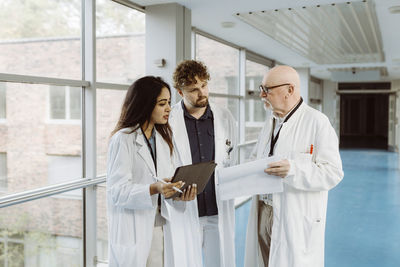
[111,76,173,154]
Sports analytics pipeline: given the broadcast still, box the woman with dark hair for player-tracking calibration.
[106,76,200,267]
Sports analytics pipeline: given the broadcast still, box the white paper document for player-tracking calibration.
[217,157,284,200]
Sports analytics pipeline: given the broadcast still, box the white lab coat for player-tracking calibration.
[169,101,237,267]
[244,102,344,267]
[106,127,202,267]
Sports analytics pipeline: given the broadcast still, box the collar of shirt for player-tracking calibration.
[272,112,287,127]
[181,101,213,120]
[148,127,155,142]
[271,101,299,126]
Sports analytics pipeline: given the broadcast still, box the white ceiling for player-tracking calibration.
[135,0,400,81]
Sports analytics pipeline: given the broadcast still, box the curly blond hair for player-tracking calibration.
[173,60,210,90]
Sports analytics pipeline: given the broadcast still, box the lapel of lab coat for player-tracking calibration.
[209,103,224,166]
[171,101,193,166]
[135,129,157,176]
[257,116,274,159]
[155,129,172,177]
[273,101,306,156]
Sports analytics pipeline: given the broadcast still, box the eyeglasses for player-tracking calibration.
[259,83,291,94]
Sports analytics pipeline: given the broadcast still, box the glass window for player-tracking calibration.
[210,96,239,123]
[0,197,83,266]
[69,87,81,120]
[49,86,66,120]
[245,60,270,141]
[96,89,127,176]
[0,82,82,195]
[0,0,81,79]
[245,99,270,141]
[47,155,82,198]
[49,86,81,120]
[239,143,258,164]
[96,0,145,84]
[0,153,7,190]
[96,185,108,263]
[195,34,239,95]
[0,83,5,119]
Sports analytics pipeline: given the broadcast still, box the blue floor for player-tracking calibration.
[235,149,400,267]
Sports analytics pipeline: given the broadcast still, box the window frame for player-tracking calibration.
[0,152,7,191]
[0,83,6,121]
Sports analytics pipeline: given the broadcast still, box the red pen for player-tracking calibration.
[310,144,314,155]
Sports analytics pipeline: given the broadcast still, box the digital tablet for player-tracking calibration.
[167,161,217,199]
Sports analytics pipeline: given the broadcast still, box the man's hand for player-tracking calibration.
[265,159,290,178]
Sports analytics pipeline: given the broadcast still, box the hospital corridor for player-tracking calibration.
[235,149,400,267]
[1,0,400,266]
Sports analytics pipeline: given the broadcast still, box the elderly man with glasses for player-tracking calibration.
[244,65,344,267]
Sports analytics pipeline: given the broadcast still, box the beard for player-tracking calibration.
[194,97,209,108]
[262,98,272,111]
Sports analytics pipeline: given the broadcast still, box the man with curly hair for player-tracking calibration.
[169,60,237,267]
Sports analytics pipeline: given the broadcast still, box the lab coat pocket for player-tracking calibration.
[296,153,312,162]
[285,151,312,162]
[303,216,323,254]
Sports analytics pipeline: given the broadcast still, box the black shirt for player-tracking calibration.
[182,101,218,217]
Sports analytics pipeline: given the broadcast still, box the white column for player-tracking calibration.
[392,80,400,156]
[296,67,310,104]
[238,49,246,163]
[82,0,97,266]
[145,3,191,104]
[322,80,339,135]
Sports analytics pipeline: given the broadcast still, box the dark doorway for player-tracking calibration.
[340,93,388,149]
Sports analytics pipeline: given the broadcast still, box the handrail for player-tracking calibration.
[0,73,89,87]
[0,141,257,209]
[237,140,257,148]
[0,176,106,208]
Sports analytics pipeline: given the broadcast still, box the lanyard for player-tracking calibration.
[141,128,157,174]
[268,98,303,156]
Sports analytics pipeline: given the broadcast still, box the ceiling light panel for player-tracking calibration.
[236,0,384,65]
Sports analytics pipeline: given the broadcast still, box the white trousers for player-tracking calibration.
[199,215,220,267]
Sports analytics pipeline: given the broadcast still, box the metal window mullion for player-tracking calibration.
[95,82,129,90]
[0,73,89,88]
[337,90,395,94]
[191,31,196,60]
[237,139,257,148]
[209,92,242,99]
[111,0,145,12]
[0,177,106,208]
[239,49,246,163]
[249,78,255,123]
[82,0,97,266]
[245,51,274,68]
[192,27,242,50]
